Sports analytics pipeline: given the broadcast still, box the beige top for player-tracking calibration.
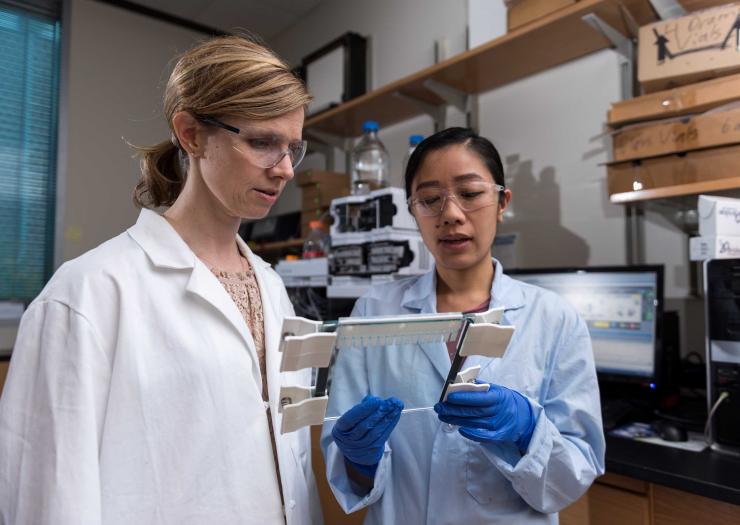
[209,263,268,400]
[209,259,283,501]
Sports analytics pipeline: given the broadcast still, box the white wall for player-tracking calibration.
[59,0,204,263]
[270,0,692,300]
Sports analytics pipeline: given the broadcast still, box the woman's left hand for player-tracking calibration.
[434,382,536,451]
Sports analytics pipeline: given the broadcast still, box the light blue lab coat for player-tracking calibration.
[321,259,605,524]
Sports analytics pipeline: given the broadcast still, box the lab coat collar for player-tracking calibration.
[489,258,526,312]
[127,209,267,390]
[400,270,437,313]
[399,257,526,314]
[127,208,196,270]
[127,208,272,272]
[399,257,526,382]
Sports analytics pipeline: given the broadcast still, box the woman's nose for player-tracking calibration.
[269,153,295,180]
[438,195,466,224]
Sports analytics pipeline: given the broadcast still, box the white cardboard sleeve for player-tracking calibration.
[690,236,740,261]
[698,195,740,237]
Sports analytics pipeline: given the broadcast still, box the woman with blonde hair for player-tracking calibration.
[0,35,321,525]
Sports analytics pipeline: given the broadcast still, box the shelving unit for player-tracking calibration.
[611,177,740,204]
[305,0,657,138]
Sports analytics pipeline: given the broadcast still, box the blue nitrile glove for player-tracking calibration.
[434,382,536,451]
[332,395,404,477]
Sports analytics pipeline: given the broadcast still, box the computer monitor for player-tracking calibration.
[506,266,664,387]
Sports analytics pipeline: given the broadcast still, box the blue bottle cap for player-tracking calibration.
[362,120,379,132]
[409,134,424,146]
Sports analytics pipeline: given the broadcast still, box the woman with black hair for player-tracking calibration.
[321,127,605,524]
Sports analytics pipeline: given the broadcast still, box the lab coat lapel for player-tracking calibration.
[127,209,261,387]
[401,269,450,382]
[242,240,302,484]
[184,262,260,379]
[465,258,526,372]
[242,241,282,407]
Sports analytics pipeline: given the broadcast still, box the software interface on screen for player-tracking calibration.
[511,271,658,377]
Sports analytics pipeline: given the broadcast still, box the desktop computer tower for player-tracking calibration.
[704,259,740,455]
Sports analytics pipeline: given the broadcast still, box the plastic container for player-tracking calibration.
[402,134,424,176]
[302,220,330,258]
[350,120,390,195]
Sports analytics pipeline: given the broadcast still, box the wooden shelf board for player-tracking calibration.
[251,238,304,253]
[305,0,653,137]
[610,177,740,203]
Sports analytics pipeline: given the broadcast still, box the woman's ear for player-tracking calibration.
[172,111,204,158]
[497,188,512,224]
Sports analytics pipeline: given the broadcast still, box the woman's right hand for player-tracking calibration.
[331,395,404,477]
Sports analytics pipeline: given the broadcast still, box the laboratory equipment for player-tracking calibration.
[704,258,740,455]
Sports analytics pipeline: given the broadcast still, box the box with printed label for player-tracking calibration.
[608,73,740,127]
[638,4,740,93]
[690,235,740,260]
[699,195,740,236]
[607,145,740,198]
[612,106,740,162]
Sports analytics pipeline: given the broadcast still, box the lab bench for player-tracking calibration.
[309,428,740,525]
[559,436,740,525]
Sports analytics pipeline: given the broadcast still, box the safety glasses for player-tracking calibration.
[407,180,505,217]
[197,115,308,169]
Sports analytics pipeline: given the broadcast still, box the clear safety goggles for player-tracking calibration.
[197,115,308,169]
[407,180,505,217]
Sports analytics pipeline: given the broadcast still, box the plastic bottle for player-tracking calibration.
[302,220,330,258]
[402,134,424,175]
[350,120,390,195]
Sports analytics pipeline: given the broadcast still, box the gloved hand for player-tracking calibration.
[434,382,536,451]
[332,395,404,477]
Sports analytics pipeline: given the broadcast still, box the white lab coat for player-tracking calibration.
[0,209,322,525]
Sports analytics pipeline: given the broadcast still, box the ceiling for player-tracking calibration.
[128,0,327,40]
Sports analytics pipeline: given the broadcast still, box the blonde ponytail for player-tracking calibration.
[132,139,185,208]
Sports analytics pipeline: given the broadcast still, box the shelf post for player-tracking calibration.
[625,203,645,264]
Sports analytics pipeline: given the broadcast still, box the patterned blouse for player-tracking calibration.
[209,258,283,501]
[209,263,268,400]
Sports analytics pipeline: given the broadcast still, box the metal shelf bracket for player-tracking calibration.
[393,91,447,130]
[581,13,635,101]
[422,79,480,131]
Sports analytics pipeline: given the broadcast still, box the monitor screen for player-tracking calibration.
[506,267,662,380]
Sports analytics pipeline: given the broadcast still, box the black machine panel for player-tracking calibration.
[705,259,740,451]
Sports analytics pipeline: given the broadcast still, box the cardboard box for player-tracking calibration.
[679,1,737,13]
[699,194,740,236]
[301,184,350,209]
[607,144,740,196]
[638,4,740,93]
[612,106,740,162]
[295,170,349,188]
[609,73,740,126]
[506,0,577,31]
[690,235,740,260]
